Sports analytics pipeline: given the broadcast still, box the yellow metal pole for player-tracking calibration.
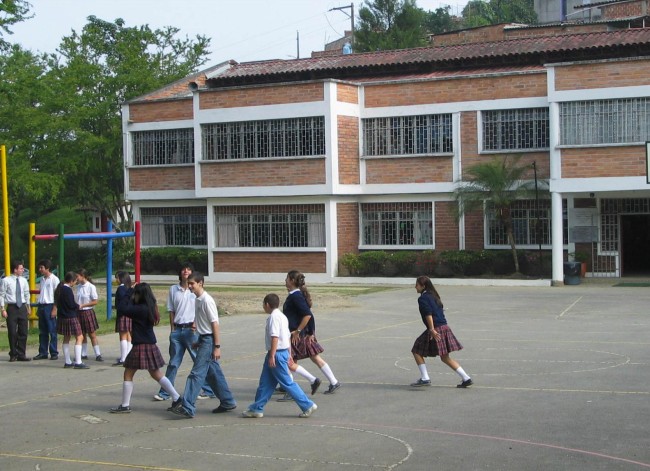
[1,144,10,275]
[29,222,37,326]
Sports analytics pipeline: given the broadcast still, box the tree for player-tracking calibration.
[462,0,537,28]
[453,155,538,273]
[0,0,31,50]
[355,0,428,52]
[423,6,458,35]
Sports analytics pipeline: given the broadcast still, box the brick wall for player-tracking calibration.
[129,100,193,122]
[366,156,453,184]
[338,115,360,184]
[464,210,485,250]
[337,84,359,104]
[562,146,645,178]
[555,59,650,91]
[601,0,646,19]
[214,251,326,273]
[434,201,459,250]
[364,73,546,107]
[337,203,360,258]
[201,159,326,187]
[199,83,324,109]
[129,167,195,191]
[432,24,506,46]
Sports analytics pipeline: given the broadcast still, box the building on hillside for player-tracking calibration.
[122,26,650,285]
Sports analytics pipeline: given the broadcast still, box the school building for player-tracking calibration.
[122,23,650,285]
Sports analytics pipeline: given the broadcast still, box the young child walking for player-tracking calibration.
[242,293,317,418]
[411,275,473,388]
[76,269,103,362]
[55,272,88,369]
[112,271,133,366]
[110,282,181,414]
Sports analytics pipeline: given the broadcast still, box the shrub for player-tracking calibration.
[141,247,208,274]
[339,253,361,276]
[388,251,418,277]
[357,251,389,276]
[413,250,436,277]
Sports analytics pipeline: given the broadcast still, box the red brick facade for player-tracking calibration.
[337,203,360,258]
[214,252,326,273]
[200,159,326,187]
[338,115,360,184]
[199,83,324,109]
[129,100,193,122]
[366,157,454,184]
[129,167,195,191]
[555,59,650,91]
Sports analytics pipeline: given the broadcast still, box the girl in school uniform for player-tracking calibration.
[110,282,181,413]
[55,272,88,369]
[113,271,133,366]
[410,275,473,388]
[76,269,103,362]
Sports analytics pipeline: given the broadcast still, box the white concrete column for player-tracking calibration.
[551,191,564,285]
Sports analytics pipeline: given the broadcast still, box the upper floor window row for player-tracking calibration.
[482,108,549,152]
[362,114,453,157]
[132,129,194,166]
[560,98,650,146]
[202,117,325,161]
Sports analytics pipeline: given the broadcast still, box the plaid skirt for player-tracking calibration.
[114,315,132,333]
[291,334,324,361]
[411,325,463,358]
[123,344,165,370]
[57,317,82,337]
[78,309,99,334]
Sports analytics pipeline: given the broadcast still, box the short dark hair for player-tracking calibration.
[11,260,24,271]
[178,261,194,281]
[188,271,204,284]
[263,293,280,309]
[37,259,52,270]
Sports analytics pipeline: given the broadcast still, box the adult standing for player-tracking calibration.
[170,272,237,418]
[76,269,103,362]
[0,260,31,362]
[33,259,60,360]
[153,262,215,401]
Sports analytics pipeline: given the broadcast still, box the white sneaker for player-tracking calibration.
[242,409,263,418]
[153,394,168,401]
[299,403,317,418]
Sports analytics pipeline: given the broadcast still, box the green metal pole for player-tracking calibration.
[58,223,65,276]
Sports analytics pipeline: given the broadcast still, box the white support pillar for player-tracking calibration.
[551,191,564,285]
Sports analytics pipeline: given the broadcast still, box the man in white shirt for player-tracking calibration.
[0,261,32,362]
[33,260,60,360]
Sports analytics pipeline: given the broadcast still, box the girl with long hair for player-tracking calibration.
[112,271,133,366]
[55,272,88,369]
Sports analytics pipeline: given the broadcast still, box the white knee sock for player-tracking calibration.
[93,344,101,356]
[127,341,133,354]
[455,366,470,381]
[74,344,82,364]
[120,340,128,361]
[319,363,338,385]
[81,342,87,357]
[63,343,71,364]
[158,377,180,401]
[294,365,316,383]
[122,381,134,407]
[418,363,430,381]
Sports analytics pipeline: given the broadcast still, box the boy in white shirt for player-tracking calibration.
[242,293,317,418]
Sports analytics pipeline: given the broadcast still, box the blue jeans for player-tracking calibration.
[157,327,215,399]
[181,335,236,417]
[37,304,58,357]
[248,349,313,413]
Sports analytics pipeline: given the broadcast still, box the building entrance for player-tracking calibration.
[620,214,650,276]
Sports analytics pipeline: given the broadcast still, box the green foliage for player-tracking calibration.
[423,6,458,34]
[140,247,208,274]
[0,0,31,49]
[355,0,428,52]
[339,252,362,275]
[462,0,537,28]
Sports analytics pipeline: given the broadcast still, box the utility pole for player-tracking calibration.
[296,30,300,59]
[329,3,355,46]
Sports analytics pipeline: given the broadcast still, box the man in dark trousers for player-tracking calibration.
[1,260,32,362]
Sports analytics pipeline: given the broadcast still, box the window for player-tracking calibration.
[486,200,567,246]
[482,108,549,151]
[362,114,452,156]
[132,129,194,165]
[202,117,325,161]
[361,202,433,247]
[215,205,325,248]
[560,98,650,145]
[141,207,207,246]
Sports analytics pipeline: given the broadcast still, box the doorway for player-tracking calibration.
[620,214,650,276]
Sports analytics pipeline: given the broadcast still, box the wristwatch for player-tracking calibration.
[214,344,221,348]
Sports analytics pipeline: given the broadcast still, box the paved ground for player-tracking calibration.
[0,282,649,470]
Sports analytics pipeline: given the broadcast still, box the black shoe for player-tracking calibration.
[212,404,237,413]
[16,357,31,362]
[112,360,124,367]
[273,386,287,395]
[457,378,473,388]
[9,357,17,362]
[50,355,58,360]
[63,363,74,368]
[323,382,341,394]
[95,355,104,362]
[311,378,322,395]
[81,355,88,360]
[109,405,131,414]
[167,398,183,412]
[33,354,48,360]
[73,363,89,369]
[170,405,193,418]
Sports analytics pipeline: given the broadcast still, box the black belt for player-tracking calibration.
[200,334,213,338]
[174,323,193,328]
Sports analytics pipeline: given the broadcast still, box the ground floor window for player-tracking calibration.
[360,202,433,247]
[486,199,567,247]
[215,204,325,248]
[140,207,207,246]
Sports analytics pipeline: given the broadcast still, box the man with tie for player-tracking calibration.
[0,260,32,362]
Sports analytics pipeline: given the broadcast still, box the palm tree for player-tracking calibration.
[453,155,539,273]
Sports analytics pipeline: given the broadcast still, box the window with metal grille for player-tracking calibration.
[362,114,453,156]
[482,108,549,151]
[141,207,207,246]
[215,205,325,248]
[560,98,650,145]
[600,198,650,252]
[132,129,194,166]
[486,200,568,246]
[360,202,433,246]
[202,117,325,161]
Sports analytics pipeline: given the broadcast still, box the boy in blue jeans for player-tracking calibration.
[242,293,317,418]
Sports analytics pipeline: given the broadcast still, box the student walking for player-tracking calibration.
[112,271,133,366]
[283,270,340,394]
[170,272,237,418]
[110,283,181,414]
[55,271,88,369]
[76,269,103,362]
[410,275,473,388]
[242,293,317,418]
[33,260,60,360]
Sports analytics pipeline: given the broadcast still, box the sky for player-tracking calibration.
[8,0,470,66]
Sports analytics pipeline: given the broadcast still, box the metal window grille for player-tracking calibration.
[202,117,325,161]
[215,205,325,248]
[132,129,194,165]
[600,198,650,252]
[560,98,650,145]
[360,202,433,246]
[362,114,453,156]
[141,207,207,246]
[486,200,567,246]
[482,108,549,151]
